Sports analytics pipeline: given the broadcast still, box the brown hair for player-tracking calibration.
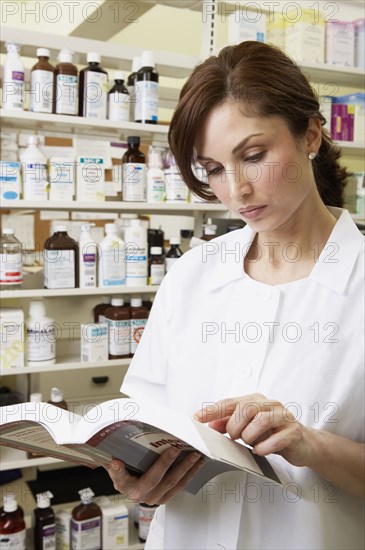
[168,41,348,206]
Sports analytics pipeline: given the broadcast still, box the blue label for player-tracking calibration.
[3,191,18,199]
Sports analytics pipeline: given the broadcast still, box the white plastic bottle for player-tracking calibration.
[164,155,189,203]
[78,224,97,289]
[124,219,148,286]
[26,301,56,367]
[98,223,126,287]
[20,135,48,201]
[2,42,25,111]
[147,148,165,202]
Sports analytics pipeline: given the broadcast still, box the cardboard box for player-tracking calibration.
[228,11,266,44]
[354,19,365,68]
[325,21,354,66]
[285,9,325,63]
[95,496,129,549]
[0,161,21,201]
[76,156,105,201]
[49,157,75,201]
[0,308,24,370]
[80,323,108,362]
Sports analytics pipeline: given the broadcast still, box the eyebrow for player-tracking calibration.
[197,133,264,161]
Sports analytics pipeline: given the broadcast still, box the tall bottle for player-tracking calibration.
[2,42,24,111]
[108,71,129,122]
[30,48,55,114]
[34,491,56,550]
[26,301,56,367]
[54,49,78,116]
[71,488,102,550]
[0,228,23,290]
[98,223,126,287]
[105,298,131,359]
[164,154,189,203]
[148,246,165,285]
[135,51,159,124]
[127,56,142,122]
[147,148,165,202]
[0,493,26,550]
[48,387,68,410]
[124,219,148,286]
[79,53,108,119]
[165,237,183,272]
[20,135,49,201]
[130,297,149,356]
[78,224,97,289]
[44,225,79,289]
[93,296,111,323]
[122,136,146,202]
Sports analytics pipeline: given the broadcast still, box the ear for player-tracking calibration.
[306,117,322,155]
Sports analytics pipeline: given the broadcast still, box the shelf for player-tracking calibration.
[0,285,158,299]
[334,141,365,155]
[0,355,131,376]
[0,446,62,470]
[1,198,227,213]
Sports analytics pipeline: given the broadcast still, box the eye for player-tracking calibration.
[244,152,265,163]
[205,164,223,176]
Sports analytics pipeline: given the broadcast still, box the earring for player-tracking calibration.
[308,152,316,160]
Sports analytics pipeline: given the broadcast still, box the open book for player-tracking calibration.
[0,397,289,494]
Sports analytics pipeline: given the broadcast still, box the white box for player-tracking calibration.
[354,18,365,69]
[228,11,266,44]
[49,157,75,201]
[55,509,71,550]
[0,161,21,201]
[76,156,105,201]
[285,9,325,63]
[266,14,285,49]
[326,21,354,66]
[0,308,24,370]
[81,323,108,362]
[96,496,129,549]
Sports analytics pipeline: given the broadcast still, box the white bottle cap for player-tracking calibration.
[130,297,142,307]
[87,52,100,63]
[130,219,142,227]
[3,494,18,513]
[114,70,126,81]
[141,50,155,69]
[37,48,50,58]
[29,301,46,318]
[102,296,111,304]
[151,246,162,255]
[132,56,142,73]
[148,149,163,168]
[30,392,43,402]
[6,42,20,53]
[27,135,39,145]
[50,387,64,403]
[2,228,14,235]
[170,237,181,245]
[58,49,74,63]
[105,223,117,234]
[55,225,67,232]
[36,491,53,509]
[111,298,124,306]
[78,487,95,504]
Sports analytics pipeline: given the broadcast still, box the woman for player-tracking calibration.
[107,41,364,549]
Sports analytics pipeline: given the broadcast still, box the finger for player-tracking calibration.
[157,458,206,504]
[226,400,287,440]
[194,393,269,423]
[230,410,286,443]
[136,447,181,499]
[253,425,302,456]
[208,417,231,433]
[107,460,140,499]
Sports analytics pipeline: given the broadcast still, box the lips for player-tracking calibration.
[238,205,267,220]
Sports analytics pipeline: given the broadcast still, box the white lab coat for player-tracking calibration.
[122,207,365,549]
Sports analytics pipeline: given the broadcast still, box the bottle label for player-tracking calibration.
[122,163,146,201]
[107,318,131,356]
[84,71,108,119]
[30,70,54,113]
[125,244,148,284]
[44,249,76,289]
[165,257,179,272]
[0,529,26,549]
[80,251,97,288]
[147,173,165,202]
[56,74,78,115]
[71,517,101,550]
[99,249,126,286]
[135,81,158,122]
[0,253,23,285]
[26,323,56,363]
[108,92,130,121]
[22,161,48,201]
[3,69,24,110]
[130,318,147,354]
[165,170,189,202]
[138,505,157,541]
[41,522,56,550]
[149,263,165,285]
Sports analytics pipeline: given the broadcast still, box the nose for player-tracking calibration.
[224,162,253,201]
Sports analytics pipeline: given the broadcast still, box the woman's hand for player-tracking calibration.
[105,448,204,505]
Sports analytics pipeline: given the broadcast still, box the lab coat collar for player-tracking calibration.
[206,207,364,294]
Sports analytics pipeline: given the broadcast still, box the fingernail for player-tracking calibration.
[189,452,200,463]
[111,461,120,471]
[170,448,180,458]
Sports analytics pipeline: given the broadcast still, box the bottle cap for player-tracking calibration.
[140,50,155,69]
[58,49,74,63]
[5,42,20,53]
[114,70,126,81]
[78,487,95,504]
[37,48,50,58]
[27,135,39,145]
[170,237,181,246]
[130,297,142,307]
[130,219,142,227]
[105,223,117,234]
[180,229,193,238]
[36,491,53,509]
[111,298,124,306]
[2,228,14,235]
[148,149,163,168]
[131,56,142,73]
[127,136,140,146]
[29,301,46,318]
[50,387,64,403]
[30,392,43,402]
[80,223,95,232]
[151,246,162,255]
[87,52,101,64]
[3,493,18,513]
[55,225,67,233]
[204,218,217,235]
[102,296,111,304]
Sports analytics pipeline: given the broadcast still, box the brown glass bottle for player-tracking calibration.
[122,136,146,201]
[54,49,78,115]
[71,489,101,550]
[104,298,131,359]
[201,218,217,241]
[93,296,112,323]
[130,297,149,356]
[78,52,108,119]
[44,225,79,289]
[134,51,159,124]
[0,495,26,549]
[148,247,165,285]
[30,48,55,114]
[34,492,55,550]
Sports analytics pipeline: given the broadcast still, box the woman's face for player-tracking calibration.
[195,101,320,232]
